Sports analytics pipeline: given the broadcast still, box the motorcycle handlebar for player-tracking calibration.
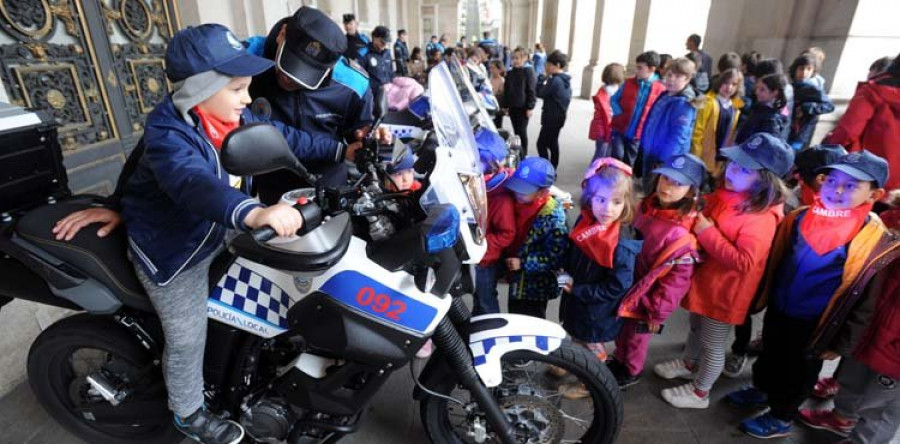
[250,199,325,244]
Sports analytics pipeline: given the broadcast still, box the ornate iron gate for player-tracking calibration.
[0,0,180,194]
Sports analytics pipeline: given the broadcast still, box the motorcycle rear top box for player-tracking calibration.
[0,103,70,215]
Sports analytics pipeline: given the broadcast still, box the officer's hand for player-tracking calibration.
[53,208,122,241]
[345,141,363,162]
[244,204,304,238]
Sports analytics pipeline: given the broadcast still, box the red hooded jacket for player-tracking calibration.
[824,77,900,190]
[480,170,516,266]
[610,77,665,140]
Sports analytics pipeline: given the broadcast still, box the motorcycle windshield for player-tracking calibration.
[424,62,488,249]
[428,62,481,175]
[446,56,498,133]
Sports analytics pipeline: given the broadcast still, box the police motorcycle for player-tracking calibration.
[0,62,621,444]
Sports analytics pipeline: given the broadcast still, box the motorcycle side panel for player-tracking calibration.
[207,237,452,338]
[468,314,567,387]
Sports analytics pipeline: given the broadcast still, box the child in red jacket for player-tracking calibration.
[656,134,792,410]
[589,63,625,161]
[610,154,705,388]
[609,51,666,167]
[473,166,516,315]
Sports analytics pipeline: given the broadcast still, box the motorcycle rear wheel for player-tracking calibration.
[27,313,180,444]
[420,339,622,444]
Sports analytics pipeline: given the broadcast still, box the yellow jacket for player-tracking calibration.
[690,92,743,177]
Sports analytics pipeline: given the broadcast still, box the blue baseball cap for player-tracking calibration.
[505,156,556,195]
[720,133,795,177]
[795,143,847,183]
[819,150,889,188]
[386,151,416,174]
[165,24,274,82]
[652,153,707,188]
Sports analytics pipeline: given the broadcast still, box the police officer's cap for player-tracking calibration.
[278,7,347,90]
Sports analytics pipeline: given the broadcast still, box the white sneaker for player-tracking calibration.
[654,359,696,380]
[662,383,709,409]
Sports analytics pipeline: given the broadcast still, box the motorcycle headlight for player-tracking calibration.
[458,172,487,246]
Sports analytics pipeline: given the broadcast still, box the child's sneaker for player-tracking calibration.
[654,359,695,380]
[726,386,769,408]
[661,382,709,409]
[559,382,590,400]
[616,372,642,389]
[746,335,764,355]
[739,412,793,439]
[798,409,855,437]
[722,353,748,378]
[812,377,840,399]
[174,408,245,444]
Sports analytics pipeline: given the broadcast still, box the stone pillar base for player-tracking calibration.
[580,63,601,99]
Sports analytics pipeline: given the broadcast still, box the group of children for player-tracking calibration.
[476,127,899,442]
[589,47,839,195]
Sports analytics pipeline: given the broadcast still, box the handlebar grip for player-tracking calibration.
[251,227,277,243]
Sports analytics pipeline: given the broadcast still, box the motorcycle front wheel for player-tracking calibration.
[27,313,179,444]
[420,339,622,444]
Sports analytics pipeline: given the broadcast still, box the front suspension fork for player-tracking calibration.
[431,298,517,444]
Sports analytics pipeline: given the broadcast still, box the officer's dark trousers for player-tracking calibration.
[537,120,564,168]
[752,309,823,421]
[508,108,530,157]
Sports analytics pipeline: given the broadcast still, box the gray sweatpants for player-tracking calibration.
[834,355,900,444]
[133,247,222,418]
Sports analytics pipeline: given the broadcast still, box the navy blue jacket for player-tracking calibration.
[536,72,572,126]
[561,224,642,343]
[364,43,395,90]
[735,102,790,143]
[393,40,409,76]
[345,32,370,64]
[504,66,536,110]
[790,79,834,149]
[121,95,343,285]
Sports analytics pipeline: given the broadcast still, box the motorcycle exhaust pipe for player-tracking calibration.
[431,317,518,444]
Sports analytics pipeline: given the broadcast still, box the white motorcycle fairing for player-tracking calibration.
[468,313,567,387]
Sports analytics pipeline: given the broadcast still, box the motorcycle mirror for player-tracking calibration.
[221,123,301,177]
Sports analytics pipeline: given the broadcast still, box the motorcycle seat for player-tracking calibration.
[14,200,154,312]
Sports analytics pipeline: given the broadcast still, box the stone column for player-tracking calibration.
[564,0,595,87]
[579,0,636,98]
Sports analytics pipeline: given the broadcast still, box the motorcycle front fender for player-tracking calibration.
[413,313,567,399]
[467,314,566,387]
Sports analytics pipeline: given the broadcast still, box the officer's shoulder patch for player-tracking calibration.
[333,57,370,99]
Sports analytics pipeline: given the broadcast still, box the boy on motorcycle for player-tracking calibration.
[117,24,358,444]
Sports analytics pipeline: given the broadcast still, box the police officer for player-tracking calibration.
[364,25,394,118]
[249,6,375,203]
[343,13,369,64]
[393,29,410,77]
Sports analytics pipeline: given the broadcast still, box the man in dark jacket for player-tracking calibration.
[249,6,374,202]
[343,13,370,64]
[536,50,572,168]
[685,33,712,93]
[503,47,536,156]
[364,25,395,118]
[393,29,410,76]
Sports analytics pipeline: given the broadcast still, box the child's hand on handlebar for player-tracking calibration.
[244,203,304,238]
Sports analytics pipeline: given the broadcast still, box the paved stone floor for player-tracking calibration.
[1,98,897,444]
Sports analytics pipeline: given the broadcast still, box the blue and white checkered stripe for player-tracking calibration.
[470,335,559,367]
[211,265,290,329]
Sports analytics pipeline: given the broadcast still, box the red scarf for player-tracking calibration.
[799,197,873,255]
[194,106,240,150]
[643,195,697,230]
[569,209,620,268]
[799,182,817,207]
[509,194,549,254]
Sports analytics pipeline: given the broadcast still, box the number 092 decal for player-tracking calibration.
[320,271,438,333]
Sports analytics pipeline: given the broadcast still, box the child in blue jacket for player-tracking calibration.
[121,24,354,444]
[535,50,572,169]
[638,57,701,191]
